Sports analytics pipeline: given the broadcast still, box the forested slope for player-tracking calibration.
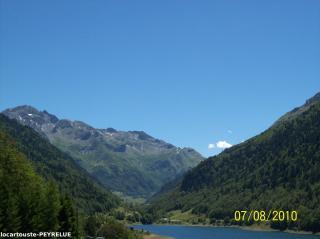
[0,130,79,235]
[148,94,320,232]
[3,106,203,199]
[0,114,120,214]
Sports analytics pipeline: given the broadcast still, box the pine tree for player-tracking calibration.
[59,195,78,238]
[0,131,75,233]
[43,182,61,231]
[0,134,21,232]
[3,192,21,232]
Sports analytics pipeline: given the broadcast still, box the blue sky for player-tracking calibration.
[0,0,319,157]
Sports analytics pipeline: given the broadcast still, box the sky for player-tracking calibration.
[0,0,319,157]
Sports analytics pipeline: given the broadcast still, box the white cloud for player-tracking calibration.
[208,141,233,150]
[216,140,233,149]
[227,130,232,134]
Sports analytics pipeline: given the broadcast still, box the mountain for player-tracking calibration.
[0,114,120,214]
[147,92,320,233]
[2,106,203,199]
[276,91,320,124]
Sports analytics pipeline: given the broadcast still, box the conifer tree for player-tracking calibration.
[43,182,61,231]
[59,195,78,237]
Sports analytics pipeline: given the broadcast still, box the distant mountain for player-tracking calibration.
[148,92,320,232]
[0,114,120,214]
[2,106,203,199]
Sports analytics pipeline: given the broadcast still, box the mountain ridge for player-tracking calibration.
[275,91,320,124]
[147,92,320,232]
[2,105,204,199]
[0,114,120,213]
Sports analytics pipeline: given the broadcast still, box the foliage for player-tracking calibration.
[3,106,203,199]
[0,114,120,214]
[0,131,78,234]
[98,221,142,239]
[84,215,142,239]
[148,102,320,232]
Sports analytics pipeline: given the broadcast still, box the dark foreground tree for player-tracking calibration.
[0,131,79,235]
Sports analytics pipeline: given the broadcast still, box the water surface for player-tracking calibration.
[133,225,319,239]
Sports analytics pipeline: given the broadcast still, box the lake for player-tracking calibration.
[133,225,319,239]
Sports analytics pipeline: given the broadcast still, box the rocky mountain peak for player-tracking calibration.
[1,105,204,199]
[305,91,320,106]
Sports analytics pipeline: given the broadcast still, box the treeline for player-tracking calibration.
[84,214,142,239]
[0,114,120,214]
[0,131,79,235]
[147,102,320,233]
[0,116,150,238]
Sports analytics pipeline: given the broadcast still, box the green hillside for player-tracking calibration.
[148,94,320,233]
[0,114,120,214]
[3,106,203,199]
[0,130,79,235]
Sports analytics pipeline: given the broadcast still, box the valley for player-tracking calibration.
[146,92,320,233]
[1,93,320,238]
[2,106,203,200]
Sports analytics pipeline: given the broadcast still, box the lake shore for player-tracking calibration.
[143,233,173,239]
[137,223,320,236]
[236,224,319,235]
[129,225,173,239]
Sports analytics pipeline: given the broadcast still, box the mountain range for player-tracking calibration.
[2,92,320,233]
[0,114,120,214]
[2,106,203,200]
[147,92,320,232]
